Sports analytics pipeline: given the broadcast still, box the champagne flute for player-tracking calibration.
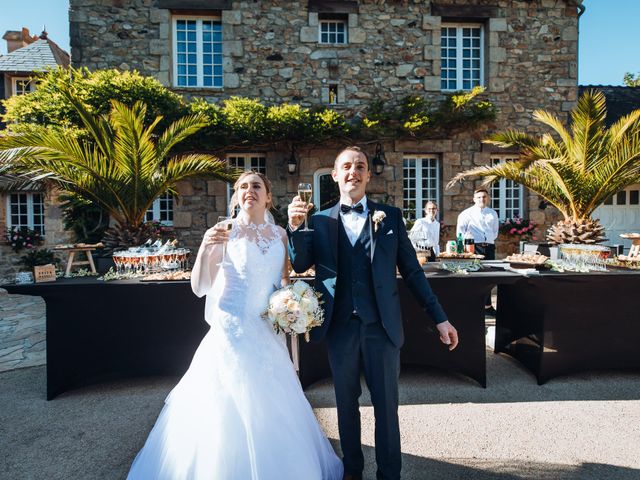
[216,215,233,266]
[297,183,313,232]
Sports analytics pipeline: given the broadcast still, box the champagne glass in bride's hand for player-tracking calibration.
[216,216,233,266]
[297,183,313,232]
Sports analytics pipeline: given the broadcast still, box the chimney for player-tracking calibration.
[2,27,38,53]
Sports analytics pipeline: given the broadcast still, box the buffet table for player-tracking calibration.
[298,268,520,389]
[2,268,519,399]
[495,270,640,384]
[3,278,207,400]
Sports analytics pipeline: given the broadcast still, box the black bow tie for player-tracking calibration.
[341,203,364,214]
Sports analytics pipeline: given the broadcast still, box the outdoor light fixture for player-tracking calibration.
[372,142,386,175]
[287,146,298,175]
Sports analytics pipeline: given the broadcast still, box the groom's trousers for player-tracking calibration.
[327,313,401,480]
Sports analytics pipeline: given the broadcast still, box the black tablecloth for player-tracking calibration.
[3,278,207,400]
[299,269,521,389]
[3,268,520,399]
[495,270,640,384]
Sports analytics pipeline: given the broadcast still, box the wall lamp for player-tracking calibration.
[287,145,298,175]
[372,142,386,176]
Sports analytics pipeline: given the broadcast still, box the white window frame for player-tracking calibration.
[490,156,524,221]
[12,77,36,96]
[440,23,484,92]
[403,155,440,222]
[226,154,267,206]
[146,192,174,226]
[319,19,348,45]
[6,192,45,234]
[172,15,223,89]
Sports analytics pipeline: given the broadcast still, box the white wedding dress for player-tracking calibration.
[127,221,343,480]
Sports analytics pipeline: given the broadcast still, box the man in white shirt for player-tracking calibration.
[409,201,440,261]
[456,188,499,314]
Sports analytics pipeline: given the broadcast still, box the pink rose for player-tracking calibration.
[509,228,517,234]
[517,229,523,235]
[26,243,33,248]
[515,218,522,224]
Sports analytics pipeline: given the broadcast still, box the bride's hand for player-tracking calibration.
[203,224,230,246]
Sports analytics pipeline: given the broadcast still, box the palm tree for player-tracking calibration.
[447,90,640,244]
[0,88,238,250]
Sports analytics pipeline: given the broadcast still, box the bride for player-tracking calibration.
[127,172,343,479]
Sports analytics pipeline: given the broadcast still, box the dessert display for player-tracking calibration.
[619,233,640,261]
[437,252,485,260]
[504,252,548,268]
[141,270,191,281]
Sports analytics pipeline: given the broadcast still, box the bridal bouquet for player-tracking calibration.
[263,281,324,342]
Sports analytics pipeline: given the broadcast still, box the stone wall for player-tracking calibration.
[0,288,46,372]
[64,0,579,254]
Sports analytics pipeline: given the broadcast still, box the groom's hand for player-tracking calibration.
[436,321,459,351]
[287,195,314,230]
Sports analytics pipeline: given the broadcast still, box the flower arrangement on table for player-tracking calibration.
[499,217,537,241]
[5,227,44,253]
[263,281,324,342]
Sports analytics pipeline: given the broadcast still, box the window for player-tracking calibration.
[173,17,223,88]
[12,77,35,96]
[441,24,483,91]
[403,156,440,221]
[490,157,523,220]
[146,193,174,225]
[226,154,267,204]
[6,192,45,234]
[319,18,347,44]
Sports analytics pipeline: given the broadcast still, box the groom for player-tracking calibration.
[287,146,458,480]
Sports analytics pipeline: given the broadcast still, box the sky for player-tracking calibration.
[0,0,638,86]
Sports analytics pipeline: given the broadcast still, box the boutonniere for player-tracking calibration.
[372,210,386,232]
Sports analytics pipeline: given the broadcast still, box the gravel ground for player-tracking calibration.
[1,348,640,480]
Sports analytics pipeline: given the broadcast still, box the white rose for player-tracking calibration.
[300,296,318,313]
[291,317,308,334]
[291,281,309,297]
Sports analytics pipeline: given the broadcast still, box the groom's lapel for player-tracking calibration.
[367,199,382,262]
[328,202,340,264]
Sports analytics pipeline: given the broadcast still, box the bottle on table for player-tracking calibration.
[456,233,464,254]
[464,231,475,254]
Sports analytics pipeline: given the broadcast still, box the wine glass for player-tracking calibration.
[217,216,234,266]
[297,183,313,232]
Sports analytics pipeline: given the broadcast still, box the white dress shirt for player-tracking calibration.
[456,205,499,244]
[409,218,440,255]
[339,195,368,246]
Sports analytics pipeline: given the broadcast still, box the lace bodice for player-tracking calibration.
[206,221,285,333]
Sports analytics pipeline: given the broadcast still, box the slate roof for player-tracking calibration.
[579,85,640,126]
[0,37,70,73]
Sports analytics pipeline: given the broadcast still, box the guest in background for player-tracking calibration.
[456,189,499,315]
[409,201,440,262]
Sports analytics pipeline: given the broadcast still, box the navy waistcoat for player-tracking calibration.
[333,215,381,325]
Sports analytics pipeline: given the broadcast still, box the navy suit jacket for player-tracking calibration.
[288,199,447,348]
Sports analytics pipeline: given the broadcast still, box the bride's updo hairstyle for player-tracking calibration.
[229,171,274,214]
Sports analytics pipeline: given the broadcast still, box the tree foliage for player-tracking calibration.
[0,87,237,248]
[623,72,640,87]
[2,67,186,131]
[448,90,640,222]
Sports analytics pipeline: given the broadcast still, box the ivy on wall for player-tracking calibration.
[2,68,495,151]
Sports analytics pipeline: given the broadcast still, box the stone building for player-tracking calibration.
[4,0,585,277]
